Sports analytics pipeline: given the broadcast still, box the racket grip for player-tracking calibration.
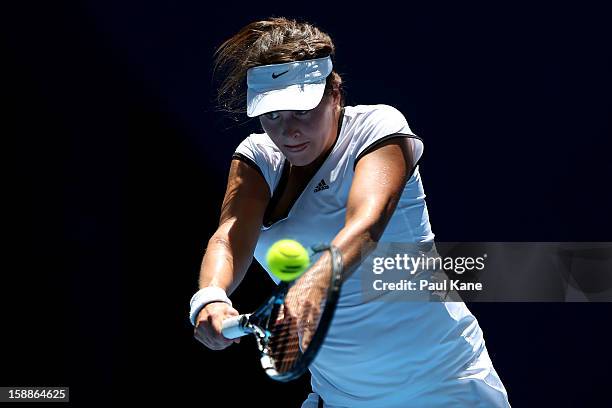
[221,314,252,339]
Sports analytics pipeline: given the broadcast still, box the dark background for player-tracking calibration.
[4,1,611,406]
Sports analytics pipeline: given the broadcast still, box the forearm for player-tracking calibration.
[332,217,382,281]
[307,215,383,283]
[198,221,255,295]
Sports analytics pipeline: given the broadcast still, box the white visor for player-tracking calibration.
[246,56,333,117]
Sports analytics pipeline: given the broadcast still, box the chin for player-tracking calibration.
[287,154,316,167]
[288,158,313,167]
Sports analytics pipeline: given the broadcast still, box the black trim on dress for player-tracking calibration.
[232,152,266,181]
[353,133,424,180]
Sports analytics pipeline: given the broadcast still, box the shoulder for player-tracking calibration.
[344,104,408,125]
[343,104,415,163]
[233,132,286,195]
[237,132,279,153]
[234,132,283,164]
[343,104,412,141]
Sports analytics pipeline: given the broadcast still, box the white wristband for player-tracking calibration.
[189,287,232,326]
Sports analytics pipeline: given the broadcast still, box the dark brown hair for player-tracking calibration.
[213,17,344,120]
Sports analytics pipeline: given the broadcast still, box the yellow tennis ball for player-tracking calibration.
[266,239,310,282]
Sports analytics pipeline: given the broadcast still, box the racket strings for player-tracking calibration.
[267,270,328,374]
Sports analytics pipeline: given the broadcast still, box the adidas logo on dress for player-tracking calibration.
[314,179,329,193]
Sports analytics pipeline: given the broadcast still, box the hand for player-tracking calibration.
[284,270,329,351]
[194,302,241,350]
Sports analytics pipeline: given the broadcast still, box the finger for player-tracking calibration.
[211,313,241,344]
[195,330,217,349]
[300,301,313,330]
[195,320,233,350]
[205,332,234,350]
[302,302,321,350]
[226,307,240,317]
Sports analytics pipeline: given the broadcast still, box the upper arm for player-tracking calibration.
[346,136,415,240]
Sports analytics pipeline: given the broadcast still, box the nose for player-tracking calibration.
[281,114,302,139]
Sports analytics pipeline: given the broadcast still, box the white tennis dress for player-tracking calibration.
[233,104,511,407]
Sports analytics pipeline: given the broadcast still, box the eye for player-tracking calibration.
[263,112,280,120]
[295,110,310,116]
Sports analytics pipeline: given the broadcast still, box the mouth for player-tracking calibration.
[284,142,309,152]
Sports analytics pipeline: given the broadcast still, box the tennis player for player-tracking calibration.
[190,17,511,407]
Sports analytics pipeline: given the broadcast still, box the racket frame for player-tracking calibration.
[241,243,344,382]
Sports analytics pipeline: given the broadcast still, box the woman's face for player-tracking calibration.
[259,93,340,167]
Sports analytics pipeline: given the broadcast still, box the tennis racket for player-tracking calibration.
[221,243,343,382]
